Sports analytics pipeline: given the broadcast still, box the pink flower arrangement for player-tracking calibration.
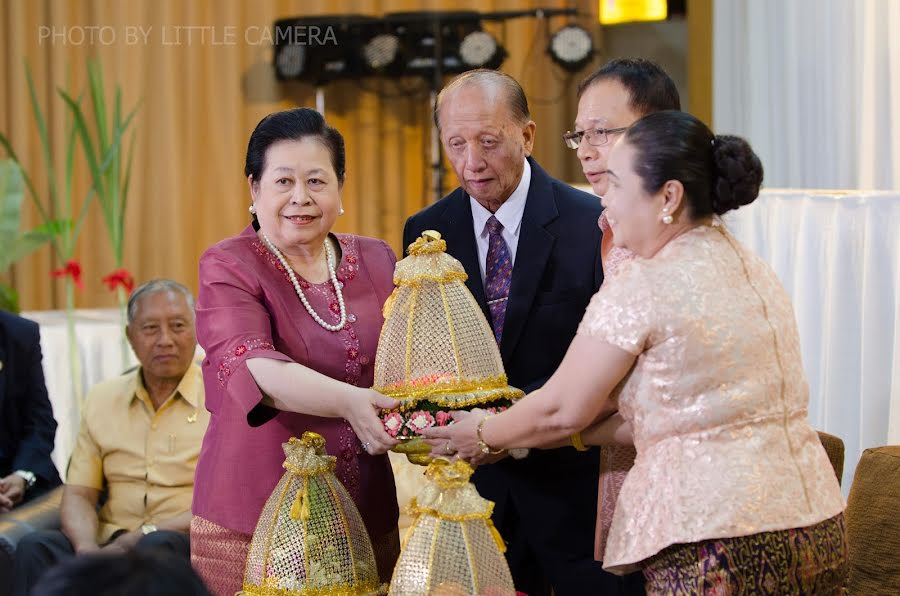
[383,413,404,437]
[381,404,510,439]
[406,411,436,432]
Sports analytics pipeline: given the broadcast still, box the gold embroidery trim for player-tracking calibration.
[393,271,469,286]
[375,375,524,408]
[282,461,337,476]
[240,580,383,595]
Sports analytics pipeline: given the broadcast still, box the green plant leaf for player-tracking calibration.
[0,159,25,241]
[58,89,105,201]
[5,230,54,268]
[0,160,53,271]
[71,185,97,245]
[87,61,109,157]
[0,78,58,257]
[119,130,137,254]
[63,62,141,265]
[33,218,73,238]
[0,283,20,313]
[25,63,60,220]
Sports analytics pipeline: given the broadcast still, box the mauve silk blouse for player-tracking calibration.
[193,226,399,540]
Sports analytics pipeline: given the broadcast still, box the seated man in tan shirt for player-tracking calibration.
[13,279,210,596]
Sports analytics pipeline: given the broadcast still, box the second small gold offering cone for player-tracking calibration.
[388,459,516,596]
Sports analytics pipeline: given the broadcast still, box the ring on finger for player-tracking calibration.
[445,441,453,454]
[362,441,371,453]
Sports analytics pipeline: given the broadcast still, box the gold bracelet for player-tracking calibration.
[570,432,588,451]
[476,415,504,455]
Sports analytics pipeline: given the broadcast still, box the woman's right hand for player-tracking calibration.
[342,388,400,455]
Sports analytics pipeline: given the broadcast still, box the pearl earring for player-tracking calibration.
[339,207,345,215]
[249,204,256,215]
[662,214,673,224]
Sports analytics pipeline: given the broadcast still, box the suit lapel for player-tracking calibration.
[0,330,7,406]
[500,159,558,361]
[439,190,490,321]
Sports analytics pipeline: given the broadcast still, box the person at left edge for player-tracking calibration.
[0,310,62,513]
[190,108,401,596]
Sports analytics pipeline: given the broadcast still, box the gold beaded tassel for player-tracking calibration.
[289,475,310,522]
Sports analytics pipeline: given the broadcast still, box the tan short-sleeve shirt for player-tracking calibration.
[67,363,208,542]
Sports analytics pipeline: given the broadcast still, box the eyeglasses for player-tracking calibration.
[562,126,629,149]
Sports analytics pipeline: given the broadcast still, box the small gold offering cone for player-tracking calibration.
[240,432,385,595]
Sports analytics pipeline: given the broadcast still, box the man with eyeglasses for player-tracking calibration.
[404,69,613,596]
[564,58,681,596]
[566,58,681,198]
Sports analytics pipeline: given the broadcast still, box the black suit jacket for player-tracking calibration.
[403,158,603,553]
[0,311,62,493]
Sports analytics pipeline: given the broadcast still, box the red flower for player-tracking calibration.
[50,259,84,290]
[436,411,452,426]
[234,345,247,356]
[101,268,135,294]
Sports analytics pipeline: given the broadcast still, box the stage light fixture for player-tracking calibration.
[363,33,401,70]
[273,15,377,84]
[548,25,594,72]
[459,30,503,68]
[276,44,306,79]
[374,12,507,78]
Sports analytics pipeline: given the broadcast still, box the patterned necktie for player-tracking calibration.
[484,216,512,344]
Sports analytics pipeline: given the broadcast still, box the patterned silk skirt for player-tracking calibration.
[190,515,253,596]
[642,514,848,596]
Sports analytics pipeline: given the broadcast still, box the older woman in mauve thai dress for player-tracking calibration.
[190,108,400,595]
[426,111,847,595]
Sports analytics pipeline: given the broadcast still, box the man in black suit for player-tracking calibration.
[403,70,613,596]
[0,311,62,513]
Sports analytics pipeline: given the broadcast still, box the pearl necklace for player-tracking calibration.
[261,233,347,332]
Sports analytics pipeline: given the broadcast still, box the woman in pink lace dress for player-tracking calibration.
[190,109,401,595]
[425,111,847,595]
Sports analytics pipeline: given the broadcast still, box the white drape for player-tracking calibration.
[21,309,138,476]
[713,0,900,190]
[725,189,900,495]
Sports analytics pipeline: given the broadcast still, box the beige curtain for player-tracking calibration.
[1,0,598,310]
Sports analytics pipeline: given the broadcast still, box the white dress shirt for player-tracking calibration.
[469,159,532,283]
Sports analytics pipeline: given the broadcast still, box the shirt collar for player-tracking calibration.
[470,158,531,236]
[131,362,203,409]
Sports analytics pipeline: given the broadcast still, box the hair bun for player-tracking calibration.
[711,135,764,215]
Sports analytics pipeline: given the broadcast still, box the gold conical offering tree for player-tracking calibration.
[373,231,523,464]
[240,432,384,595]
[389,459,516,596]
